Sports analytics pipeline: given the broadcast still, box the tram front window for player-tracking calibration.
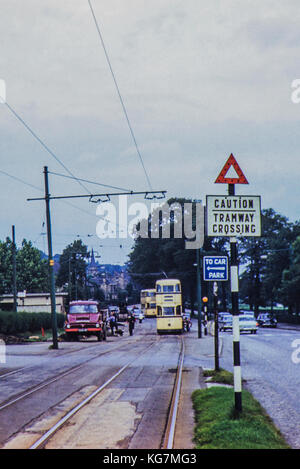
[163,307,175,315]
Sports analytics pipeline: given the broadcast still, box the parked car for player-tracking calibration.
[239,315,258,334]
[257,313,277,328]
[240,310,255,318]
[219,314,232,331]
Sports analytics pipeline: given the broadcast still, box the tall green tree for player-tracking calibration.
[127,198,230,311]
[239,208,297,313]
[56,239,89,301]
[16,240,49,292]
[280,236,300,313]
[0,238,48,294]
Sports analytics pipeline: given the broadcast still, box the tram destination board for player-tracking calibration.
[206,195,261,237]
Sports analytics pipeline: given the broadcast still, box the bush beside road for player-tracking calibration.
[0,311,65,341]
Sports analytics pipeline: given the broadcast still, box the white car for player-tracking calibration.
[239,315,258,334]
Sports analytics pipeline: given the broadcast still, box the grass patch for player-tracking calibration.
[203,368,234,386]
[192,387,289,449]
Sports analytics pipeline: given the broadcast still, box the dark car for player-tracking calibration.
[257,313,277,328]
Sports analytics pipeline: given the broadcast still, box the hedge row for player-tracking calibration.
[0,311,65,335]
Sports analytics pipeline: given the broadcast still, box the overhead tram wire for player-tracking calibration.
[48,171,132,193]
[1,104,133,232]
[87,0,153,191]
[4,101,92,196]
[0,169,128,234]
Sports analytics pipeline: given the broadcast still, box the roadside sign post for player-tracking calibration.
[202,296,208,336]
[196,248,202,338]
[213,282,219,372]
[206,153,262,413]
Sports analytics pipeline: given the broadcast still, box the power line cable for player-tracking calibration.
[4,101,92,195]
[87,0,153,191]
[2,104,141,231]
[48,170,132,192]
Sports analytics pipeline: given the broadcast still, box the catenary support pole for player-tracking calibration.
[12,225,17,312]
[44,166,58,350]
[229,183,242,412]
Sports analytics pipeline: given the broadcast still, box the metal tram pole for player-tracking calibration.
[12,225,17,313]
[44,166,58,350]
[196,248,202,338]
[228,183,242,413]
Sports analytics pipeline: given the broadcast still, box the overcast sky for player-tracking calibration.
[0,0,300,264]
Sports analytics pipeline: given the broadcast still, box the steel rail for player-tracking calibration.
[0,338,144,412]
[162,336,185,449]
[29,340,157,449]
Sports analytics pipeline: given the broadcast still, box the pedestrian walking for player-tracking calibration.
[109,312,117,336]
[127,312,136,336]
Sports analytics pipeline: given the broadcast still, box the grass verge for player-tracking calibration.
[192,387,289,449]
[203,368,234,386]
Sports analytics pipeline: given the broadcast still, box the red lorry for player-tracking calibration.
[64,300,107,342]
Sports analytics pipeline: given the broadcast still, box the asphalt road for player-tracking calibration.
[218,325,300,449]
[1,319,300,449]
[0,319,183,449]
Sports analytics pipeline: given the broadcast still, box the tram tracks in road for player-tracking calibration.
[2,331,186,450]
[0,334,153,413]
[28,339,159,449]
[161,336,185,450]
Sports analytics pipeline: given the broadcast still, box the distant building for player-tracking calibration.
[0,292,68,313]
[85,250,129,301]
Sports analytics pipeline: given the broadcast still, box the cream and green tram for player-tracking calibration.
[144,289,156,318]
[156,279,183,334]
[140,290,147,316]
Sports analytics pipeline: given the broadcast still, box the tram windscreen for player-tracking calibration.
[163,307,175,315]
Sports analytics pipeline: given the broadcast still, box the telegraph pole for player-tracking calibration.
[12,225,17,312]
[44,166,58,350]
[28,167,167,350]
[196,248,202,338]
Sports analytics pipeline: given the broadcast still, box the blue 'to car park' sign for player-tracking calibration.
[203,256,228,281]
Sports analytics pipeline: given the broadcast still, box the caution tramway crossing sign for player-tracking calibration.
[206,195,261,237]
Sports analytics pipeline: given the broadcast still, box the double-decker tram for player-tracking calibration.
[140,289,156,317]
[144,289,156,317]
[156,279,183,334]
[140,290,147,316]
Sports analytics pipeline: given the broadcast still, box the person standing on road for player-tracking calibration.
[109,312,117,336]
[127,312,136,336]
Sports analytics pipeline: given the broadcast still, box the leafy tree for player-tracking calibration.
[280,236,300,313]
[0,238,13,294]
[0,238,49,295]
[239,208,297,313]
[16,240,49,292]
[127,198,230,312]
[56,239,89,301]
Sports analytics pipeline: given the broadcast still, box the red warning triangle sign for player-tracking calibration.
[215,154,248,184]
